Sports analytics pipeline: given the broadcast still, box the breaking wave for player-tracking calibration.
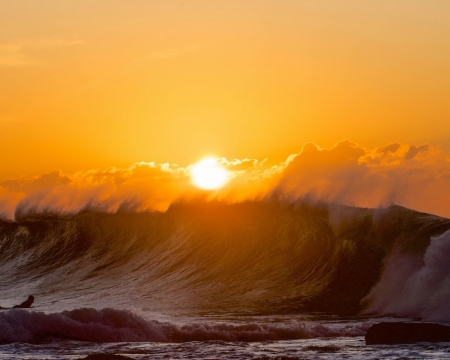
[363,229,450,321]
[0,308,369,344]
[1,199,450,325]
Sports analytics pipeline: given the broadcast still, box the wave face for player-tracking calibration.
[1,200,450,321]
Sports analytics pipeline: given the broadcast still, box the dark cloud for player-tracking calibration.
[377,143,401,154]
[405,144,430,160]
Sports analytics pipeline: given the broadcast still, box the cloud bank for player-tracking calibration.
[1,141,449,220]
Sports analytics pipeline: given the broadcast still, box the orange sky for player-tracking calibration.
[1,1,450,217]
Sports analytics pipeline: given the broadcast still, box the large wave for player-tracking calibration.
[1,200,449,319]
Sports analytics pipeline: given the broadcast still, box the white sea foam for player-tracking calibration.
[0,308,368,343]
[363,229,450,322]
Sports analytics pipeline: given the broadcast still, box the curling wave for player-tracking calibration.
[0,200,449,318]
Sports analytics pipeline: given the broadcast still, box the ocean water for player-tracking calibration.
[1,200,450,359]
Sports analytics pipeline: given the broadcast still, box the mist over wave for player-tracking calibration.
[363,229,450,321]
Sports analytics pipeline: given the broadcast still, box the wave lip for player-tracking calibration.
[0,308,368,344]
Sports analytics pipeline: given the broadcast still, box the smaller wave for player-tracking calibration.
[0,308,369,344]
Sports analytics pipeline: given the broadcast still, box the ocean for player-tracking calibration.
[1,200,450,359]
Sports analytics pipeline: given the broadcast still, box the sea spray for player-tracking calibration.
[363,229,450,321]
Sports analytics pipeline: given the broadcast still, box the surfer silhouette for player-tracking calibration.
[12,295,34,308]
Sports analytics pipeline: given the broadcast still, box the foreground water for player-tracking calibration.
[2,313,450,359]
[3,338,450,359]
[1,200,450,359]
[2,310,450,359]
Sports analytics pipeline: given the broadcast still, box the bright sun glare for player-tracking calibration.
[191,158,229,190]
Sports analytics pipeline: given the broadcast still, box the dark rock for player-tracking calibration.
[366,322,450,345]
[80,354,133,360]
[304,345,340,352]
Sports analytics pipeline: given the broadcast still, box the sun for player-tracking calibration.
[191,158,229,190]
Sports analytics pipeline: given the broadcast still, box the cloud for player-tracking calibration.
[275,140,450,216]
[0,163,191,219]
[277,140,370,205]
[376,143,401,154]
[405,144,430,160]
[0,38,85,67]
[146,43,201,61]
[33,39,86,48]
[1,141,450,220]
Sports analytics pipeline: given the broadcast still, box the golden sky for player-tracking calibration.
[1,1,450,217]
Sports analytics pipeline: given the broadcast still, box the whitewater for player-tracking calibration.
[1,200,450,359]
